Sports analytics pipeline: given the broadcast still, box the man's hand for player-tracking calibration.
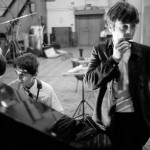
[113,38,131,61]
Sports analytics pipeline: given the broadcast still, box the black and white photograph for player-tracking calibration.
[0,0,150,150]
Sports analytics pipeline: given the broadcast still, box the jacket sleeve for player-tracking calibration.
[85,45,120,90]
[139,44,150,131]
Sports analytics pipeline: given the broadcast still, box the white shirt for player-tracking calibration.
[9,79,64,113]
[116,50,134,112]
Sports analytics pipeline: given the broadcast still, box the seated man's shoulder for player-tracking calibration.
[40,80,53,91]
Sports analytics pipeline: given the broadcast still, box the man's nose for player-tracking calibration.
[126,26,132,34]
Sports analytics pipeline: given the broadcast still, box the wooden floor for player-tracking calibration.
[0,46,98,117]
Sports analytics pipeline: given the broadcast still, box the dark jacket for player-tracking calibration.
[85,39,150,131]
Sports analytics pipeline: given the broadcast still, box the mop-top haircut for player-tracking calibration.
[13,53,39,76]
[107,1,139,24]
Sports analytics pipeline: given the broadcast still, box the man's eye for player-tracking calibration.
[122,25,128,30]
[120,24,136,30]
[131,24,136,29]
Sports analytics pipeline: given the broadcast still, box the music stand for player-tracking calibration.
[72,74,94,120]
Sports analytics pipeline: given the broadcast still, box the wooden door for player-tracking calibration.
[76,16,89,45]
[76,14,104,46]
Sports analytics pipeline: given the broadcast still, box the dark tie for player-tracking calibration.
[24,88,35,103]
[28,91,34,99]
[24,87,49,113]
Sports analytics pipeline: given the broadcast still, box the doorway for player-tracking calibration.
[75,14,104,46]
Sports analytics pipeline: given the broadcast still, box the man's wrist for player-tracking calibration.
[112,56,121,63]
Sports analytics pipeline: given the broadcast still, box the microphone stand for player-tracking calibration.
[72,75,93,121]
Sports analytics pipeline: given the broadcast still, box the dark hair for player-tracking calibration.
[14,53,39,76]
[107,1,139,24]
[0,54,6,76]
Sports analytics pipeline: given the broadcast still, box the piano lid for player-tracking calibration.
[0,81,78,150]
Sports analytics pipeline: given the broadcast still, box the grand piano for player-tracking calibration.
[0,81,80,150]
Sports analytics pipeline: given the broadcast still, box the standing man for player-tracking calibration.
[9,53,64,113]
[85,1,150,150]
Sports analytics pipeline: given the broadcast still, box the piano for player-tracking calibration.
[0,81,79,150]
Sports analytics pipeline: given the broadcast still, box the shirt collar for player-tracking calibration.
[25,79,37,94]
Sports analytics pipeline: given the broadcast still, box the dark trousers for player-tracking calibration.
[110,112,149,150]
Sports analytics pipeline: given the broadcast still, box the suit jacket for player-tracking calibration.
[85,39,150,131]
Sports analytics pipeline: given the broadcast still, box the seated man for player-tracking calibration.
[8,53,64,113]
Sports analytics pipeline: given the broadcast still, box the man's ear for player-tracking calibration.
[32,75,37,80]
[107,22,114,32]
